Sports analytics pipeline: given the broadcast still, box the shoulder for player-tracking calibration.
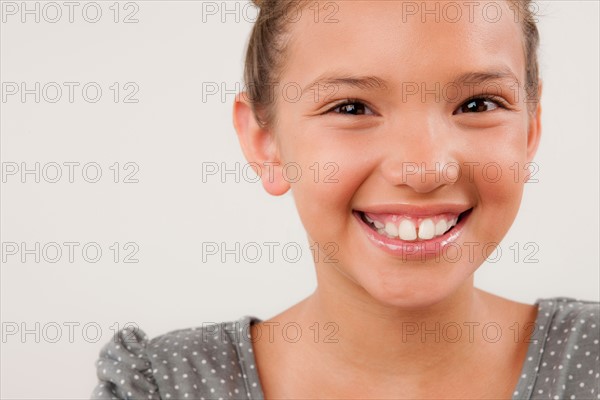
[538,297,599,347]
[520,297,599,400]
[540,296,599,322]
[90,316,263,400]
[91,324,159,399]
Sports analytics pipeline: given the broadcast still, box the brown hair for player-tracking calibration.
[244,0,541,128]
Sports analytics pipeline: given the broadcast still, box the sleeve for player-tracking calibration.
[90,325,161,400]
[562,302,600,398]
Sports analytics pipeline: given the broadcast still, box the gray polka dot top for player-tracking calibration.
[91,297,599,400]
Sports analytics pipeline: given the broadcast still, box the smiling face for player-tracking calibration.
[235,0,542,309]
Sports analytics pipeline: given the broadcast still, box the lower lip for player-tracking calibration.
[353,209,472,261]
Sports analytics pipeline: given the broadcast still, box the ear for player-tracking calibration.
[526,80,543,162]
[232,92,290,196]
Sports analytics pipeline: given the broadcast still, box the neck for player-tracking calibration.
[292,268,492,378]
[252,262,537,399]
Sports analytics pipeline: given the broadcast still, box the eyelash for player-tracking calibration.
[455,95,509,114]
[325,98,374,115]
[324,96,509,115]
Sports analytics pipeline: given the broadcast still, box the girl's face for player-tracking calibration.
[242,0,541,308]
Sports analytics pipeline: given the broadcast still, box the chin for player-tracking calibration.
[354,264,475,311]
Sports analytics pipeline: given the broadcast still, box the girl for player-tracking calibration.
[91,1,599,399]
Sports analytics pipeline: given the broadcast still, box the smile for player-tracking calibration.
[360,211,465,241]
[353,206,474,259]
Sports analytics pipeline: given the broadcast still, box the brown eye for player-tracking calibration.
[455,97,502,114]
[329,101,374,115]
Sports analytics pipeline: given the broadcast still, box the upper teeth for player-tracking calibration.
[398,219,417,240]
[366,214,459,241]
[418,218,435,240]
[385,222,399,237]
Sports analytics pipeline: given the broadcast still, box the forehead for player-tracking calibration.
[283,0,525,88]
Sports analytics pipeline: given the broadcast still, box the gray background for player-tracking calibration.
[1,1,598,398]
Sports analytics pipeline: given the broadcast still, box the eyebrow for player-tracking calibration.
[300,66,520,98]
[452,67,520,87]
[301,74,388,97]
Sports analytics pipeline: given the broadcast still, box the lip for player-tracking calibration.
[356,203,471,217]
[353,206,473,261]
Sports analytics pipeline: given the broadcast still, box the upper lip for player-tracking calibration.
[355,204,473,217]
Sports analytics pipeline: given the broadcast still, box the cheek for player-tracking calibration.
[277,127,373,240]
[467,123,530,238]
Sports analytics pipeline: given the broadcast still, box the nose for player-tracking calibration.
[379,113,459,193]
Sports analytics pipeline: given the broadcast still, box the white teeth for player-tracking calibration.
[435,219,448,236]
[418,218,435,240]
[365,212,464,241]
[398,219,417,241]
[384,222,398,237]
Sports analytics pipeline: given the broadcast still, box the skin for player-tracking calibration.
[233,1,542,398]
